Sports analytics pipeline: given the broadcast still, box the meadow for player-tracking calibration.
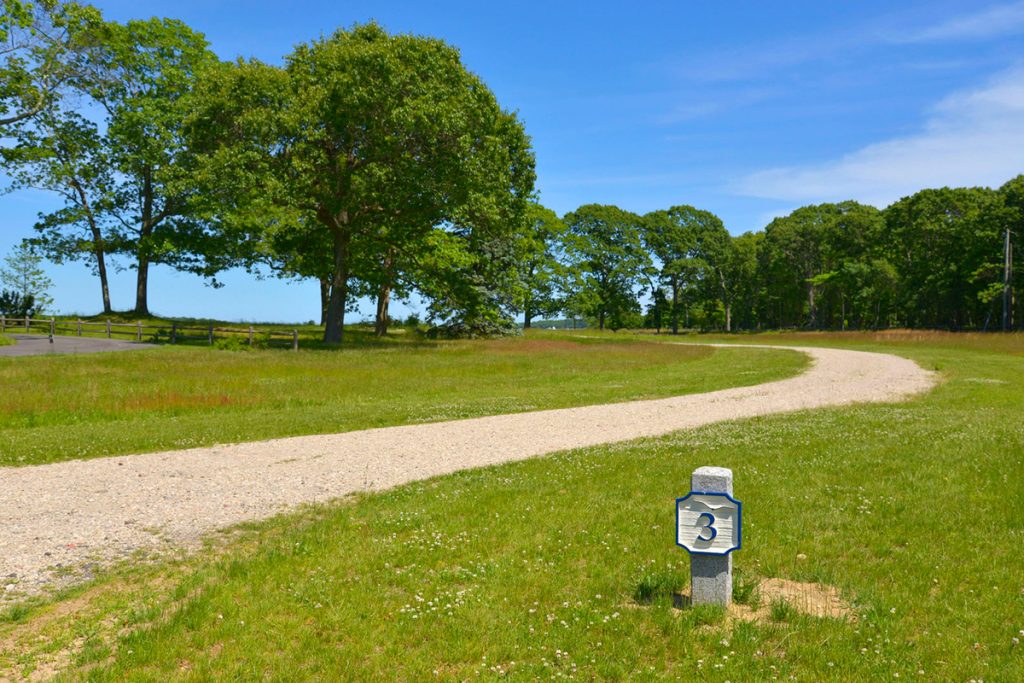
[0,330,803,466]
[1,331,1022,681]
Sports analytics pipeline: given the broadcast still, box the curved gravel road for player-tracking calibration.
[0,344,936,597]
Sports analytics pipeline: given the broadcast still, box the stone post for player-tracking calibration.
[690,466,733,607]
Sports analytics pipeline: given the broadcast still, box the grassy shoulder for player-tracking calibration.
[0,334,805,466]
[1,333,1021,680]
[0,334,10,347]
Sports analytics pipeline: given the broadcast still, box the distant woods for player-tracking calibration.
[553,186,1023,333]
[1,2,1021,336]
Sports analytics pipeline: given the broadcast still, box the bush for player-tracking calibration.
[0,290,36,318]
[213,335,253,352]
[426,317,521,339]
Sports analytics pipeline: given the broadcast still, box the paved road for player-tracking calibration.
[0,333,157,357]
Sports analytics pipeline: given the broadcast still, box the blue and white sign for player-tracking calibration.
[676,491,742,556]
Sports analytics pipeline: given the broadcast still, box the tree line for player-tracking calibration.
[520,185,1021,333]
[2,2,1020,338]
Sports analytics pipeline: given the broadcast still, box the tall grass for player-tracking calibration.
[0,336,804,466]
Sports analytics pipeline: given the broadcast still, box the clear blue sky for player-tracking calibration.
[3,0,1023,322]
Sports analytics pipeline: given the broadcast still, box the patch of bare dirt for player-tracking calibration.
[673,577,854,624]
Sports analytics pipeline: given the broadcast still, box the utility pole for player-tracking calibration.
[1004,228,1013,332]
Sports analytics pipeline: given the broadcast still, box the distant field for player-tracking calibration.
[0,334,805,466]
[1,332,1020,681]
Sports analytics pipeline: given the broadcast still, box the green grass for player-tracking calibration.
[0,334,11,347]
[2,332,1022,681]
[0,334,804,466]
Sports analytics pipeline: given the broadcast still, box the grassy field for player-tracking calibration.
[0,334,10,346]
[2,332,1022,681]
[0,334,804,466]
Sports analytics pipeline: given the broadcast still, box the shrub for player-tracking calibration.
[426,317,522,339]
[0,290,36,318]
[213,335,253,352]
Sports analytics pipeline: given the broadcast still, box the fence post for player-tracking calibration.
[292,329,299,351]
[208,324,214,345]
[137,320,142,342]
[171,322,177,344]
[25,316,30,332]
[248,326,254,347]
[49,318,55,343]
[77,319,82,336]
[1,315,5,333]
[105,319,111,338]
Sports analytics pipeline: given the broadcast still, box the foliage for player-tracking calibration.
[513,202,567,328]
[562,204,649,330]
[0,242,52,312]
[0,100,115,312]
[0,289,36,317]
[0,0,100,129]
[185,22,534,343]
[884,187,1009,329]
[1,11,219,315]
[425,316,522,339]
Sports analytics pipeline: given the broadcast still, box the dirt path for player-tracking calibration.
[0,344,936,598]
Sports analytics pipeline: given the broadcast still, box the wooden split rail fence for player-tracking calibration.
[0,316,301,351]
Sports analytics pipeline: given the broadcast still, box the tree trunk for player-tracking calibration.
[319,278,331,326]
[374,251,395,337]
[96,249,112,314]
[718,269,731,332]
[134,253,150,316]
[374,282,391,337]
[599,310,605,330]
[807,282,816,329]
[323,227,350,344]
[524,304,532,329]
[671,279,680,335]
[135,171,154,316]
[75,184,112,314]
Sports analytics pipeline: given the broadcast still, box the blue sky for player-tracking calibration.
[3,0,1024,321]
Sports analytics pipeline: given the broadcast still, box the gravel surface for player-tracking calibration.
[0,344,936,598]
[0,333,157,357]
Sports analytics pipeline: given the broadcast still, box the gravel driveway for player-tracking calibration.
[0,344,936,598]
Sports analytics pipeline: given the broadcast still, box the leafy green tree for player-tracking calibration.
[0,242,53,313]
[884,187,1008,329]
[1,105,114,312]
[729,231,764,331]
[643,208,697,334]
[0,0,99,129]
[70,17,217,315]
[999,175,1024,328]
[689,213,739,332]
[514,202,567,329]
[186,23,534,343]
[0,289,36,317]
[562,204,648,331]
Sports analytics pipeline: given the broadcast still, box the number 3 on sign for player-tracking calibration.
[675,491,741,556]
[695,512,717,541]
